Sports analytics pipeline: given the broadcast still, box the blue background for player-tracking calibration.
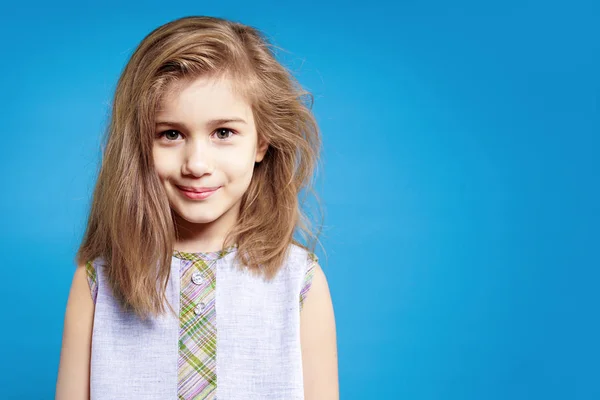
[1,1,598,399]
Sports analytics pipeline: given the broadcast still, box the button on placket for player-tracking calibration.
[194,302,206,315]
[190,257,218,318]
[192,270,206,316]
[191,270,204,285]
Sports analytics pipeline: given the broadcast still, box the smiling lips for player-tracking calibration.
[176,185,221,200]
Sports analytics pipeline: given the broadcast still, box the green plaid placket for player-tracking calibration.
[173,246,235,400]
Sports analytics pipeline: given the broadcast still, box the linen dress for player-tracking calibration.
[85,243,317,399]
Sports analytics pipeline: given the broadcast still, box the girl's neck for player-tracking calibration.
[172,207,238,253]
[173,237,235,253]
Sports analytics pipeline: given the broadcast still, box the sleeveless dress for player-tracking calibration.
[85,243,317,400]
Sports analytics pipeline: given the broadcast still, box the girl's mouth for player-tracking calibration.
[176,185,221,200]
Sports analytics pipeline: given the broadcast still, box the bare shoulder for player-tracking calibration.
[300,262,339,400]
[66,262,95,313]
[55,263,95,400]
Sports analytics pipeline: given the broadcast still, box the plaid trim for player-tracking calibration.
[85,261,98,304]
[300,252,318,311]
[173,246,236,400]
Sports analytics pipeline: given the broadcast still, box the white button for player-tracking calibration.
[191,271,204,285]
[194,302,206,315]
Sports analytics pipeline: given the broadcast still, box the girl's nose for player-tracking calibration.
[181,140,214,177]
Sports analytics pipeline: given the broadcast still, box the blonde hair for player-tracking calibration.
[75,16,322,319]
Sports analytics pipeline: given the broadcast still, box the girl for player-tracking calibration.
[55,16,338,400]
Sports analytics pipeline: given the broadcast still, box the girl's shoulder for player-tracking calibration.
[287,243,319,311]
[84,260,99,305]
[300,256,317,311]
[83,256,108,305]
[287,242,319,266]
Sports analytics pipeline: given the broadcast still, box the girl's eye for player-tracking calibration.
[157,128,235,141]
[158,130,182,141]
[213,128,236,140]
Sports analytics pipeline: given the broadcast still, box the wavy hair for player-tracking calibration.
[75,16,322,319]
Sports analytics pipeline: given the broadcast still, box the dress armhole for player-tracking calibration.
[85,261,98,305]
[299,252,318,311]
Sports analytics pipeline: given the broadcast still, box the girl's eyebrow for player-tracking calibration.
[155,118,247,129]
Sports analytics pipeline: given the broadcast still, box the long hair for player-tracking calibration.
[75,16,322,320]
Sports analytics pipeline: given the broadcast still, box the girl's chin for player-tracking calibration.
[179,215,219,225]
[172,208,220,225]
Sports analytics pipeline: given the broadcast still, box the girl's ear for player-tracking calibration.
[255,137,269,163]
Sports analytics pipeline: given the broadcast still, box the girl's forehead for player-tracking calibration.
[155,76,255,127]
[160,79,245,109]
[158,73,254,112]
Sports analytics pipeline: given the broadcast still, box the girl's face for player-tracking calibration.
[153,75,267,233]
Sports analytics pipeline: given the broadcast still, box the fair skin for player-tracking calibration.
[55,265,94,399]
[55,75,338,399]
[301,263,340,399]
[152,75,267,252]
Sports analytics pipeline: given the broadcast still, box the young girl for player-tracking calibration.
[55,16,338,400]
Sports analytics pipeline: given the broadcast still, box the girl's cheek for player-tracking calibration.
[219,149,251,169]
